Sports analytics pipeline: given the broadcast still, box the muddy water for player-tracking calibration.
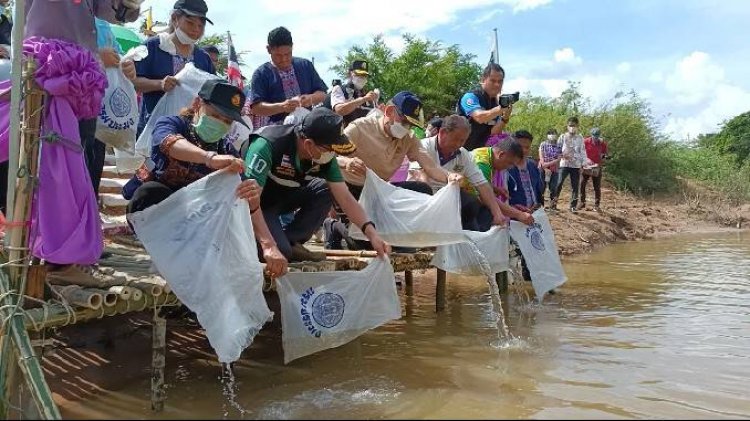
[57,232,750,419]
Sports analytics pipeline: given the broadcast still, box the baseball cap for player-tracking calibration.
[173,0,213,25]
[591,127,601,136]
[299,108,357,155]
[198,79,250,129]
[391,91,424,128]
[350,60,370,76]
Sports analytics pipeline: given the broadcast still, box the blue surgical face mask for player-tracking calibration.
[193,114,231,144]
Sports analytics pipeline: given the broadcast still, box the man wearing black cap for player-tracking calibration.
[242,107,391,262]
[324,60,380,125]
[122,79,288,278]
[249,26,328,128]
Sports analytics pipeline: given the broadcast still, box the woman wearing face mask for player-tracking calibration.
[328,60,380,125]
[554,116,587,213]
[124,80,289,278]
[133,0,216,138]
[538,128,563,209]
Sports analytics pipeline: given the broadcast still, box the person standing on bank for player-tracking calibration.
[248,26,328,128]
[538,128,563,209]
[581,127,608,212]
[325,60,379,125]
[133,0,216,137]
[554,116,587,213]
[458,62,513,151]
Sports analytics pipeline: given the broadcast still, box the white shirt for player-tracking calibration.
[559,133,586,168]
[408,135,488,193]
[330,82,376,110]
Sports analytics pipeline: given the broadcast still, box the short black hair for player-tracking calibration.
[547,128,558,135]
[567,116,580,125]
[482,62,505,80]
[268,26,293,48]
[494,137,524,159]
[514,130,533,142]
[428,117,443,129]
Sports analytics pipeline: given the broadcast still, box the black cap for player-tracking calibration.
[198,79,249,129]
[173,0,213,25]
[298,108,356,155]
[349,60,370,76]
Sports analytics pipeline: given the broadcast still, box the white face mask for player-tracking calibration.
[568,126,578,135]
[389,121,410,139]
[313,151,336,165]
[175,27,199,46]
[351,76,367,90]
[547,134,557,142]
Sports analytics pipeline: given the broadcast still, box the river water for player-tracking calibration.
[58,232,750,419]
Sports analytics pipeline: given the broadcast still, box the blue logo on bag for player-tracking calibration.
[525,223,546,252]
[312,293,345,328]
[300,288,346,337]
[109,87,132,118]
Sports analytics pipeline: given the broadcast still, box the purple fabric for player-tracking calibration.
[0,37,106,265]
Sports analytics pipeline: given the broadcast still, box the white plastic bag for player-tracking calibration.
[226,116,254,151]
[96,66,138,149]
[432,226,510,277]
[276,257,400,364]
[135,63,221,157]
[282,106,310,125]
[509,209,567,300]
[349,169,465,247]
[128,171,272,363]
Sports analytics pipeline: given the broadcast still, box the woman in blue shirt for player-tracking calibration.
[133,0,215,136]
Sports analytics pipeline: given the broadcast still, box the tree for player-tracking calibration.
[709,111,750,164]
[332,34,482,116]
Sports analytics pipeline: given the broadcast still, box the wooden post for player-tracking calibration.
[404,270,414,297]
[436,269,446,312]
[151,309,167,412]
[496,271,509,294]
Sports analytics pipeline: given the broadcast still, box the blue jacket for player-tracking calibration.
[507,158,545,208]
[249,57,327,124]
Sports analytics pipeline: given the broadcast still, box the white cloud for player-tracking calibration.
[553,47,582,65]
[665,51,725,106]
[616,62,632,74]
[513,0,553,13]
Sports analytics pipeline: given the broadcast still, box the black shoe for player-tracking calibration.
[570,207,577,214]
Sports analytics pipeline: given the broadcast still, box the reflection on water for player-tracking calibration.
[58,232,750,419]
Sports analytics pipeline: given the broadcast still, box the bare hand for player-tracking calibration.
[281,98,301,113]
[447,172,464,184]
[121,60,136,81]
[162,75,179,92]
[346,157,367,178]
[210,155,244,172]
[518,212,534,226]
[499,104,513,122]
[363,91,379,103]
[236,179,261,210]
[0,46,10,59]
[366,229,391,258]
[263,245,288,279]
[298,94,315,108]
[492,212,507,226]
[99,48,121,68]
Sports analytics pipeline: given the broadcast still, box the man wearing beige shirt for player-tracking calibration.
[325,91,462,250]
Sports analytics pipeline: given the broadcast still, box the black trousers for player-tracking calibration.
[581,173,602,207]
[127,181,175,215]
[460,190,492,232]
[555,167,581,209]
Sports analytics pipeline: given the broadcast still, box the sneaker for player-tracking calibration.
[594,206,602,213]
[47,264,127,288]
[570,207,578,214]
[290,244,326,262]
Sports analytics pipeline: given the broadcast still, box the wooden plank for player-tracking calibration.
[151,310,167,412]
[496,272,509,294]
[404,270,414,297]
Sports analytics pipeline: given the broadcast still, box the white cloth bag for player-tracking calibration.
[509,209,567,299]
[129,171,272,363]
[432,226,510,277]
[349,169,465,247]
[276,257,400,364]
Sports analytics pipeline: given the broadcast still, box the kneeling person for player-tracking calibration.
[243,107,390,261]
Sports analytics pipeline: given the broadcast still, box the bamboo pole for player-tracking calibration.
[23,293,179,332]
[404,270,414,297]
[151,310,166,412]
[88,289,117,308]
[436,269,446,312]
[323,249,378,258]
[495,272,509,294]
[50,286,103,310]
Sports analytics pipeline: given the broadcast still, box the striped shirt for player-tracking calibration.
[540,141,562,163]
